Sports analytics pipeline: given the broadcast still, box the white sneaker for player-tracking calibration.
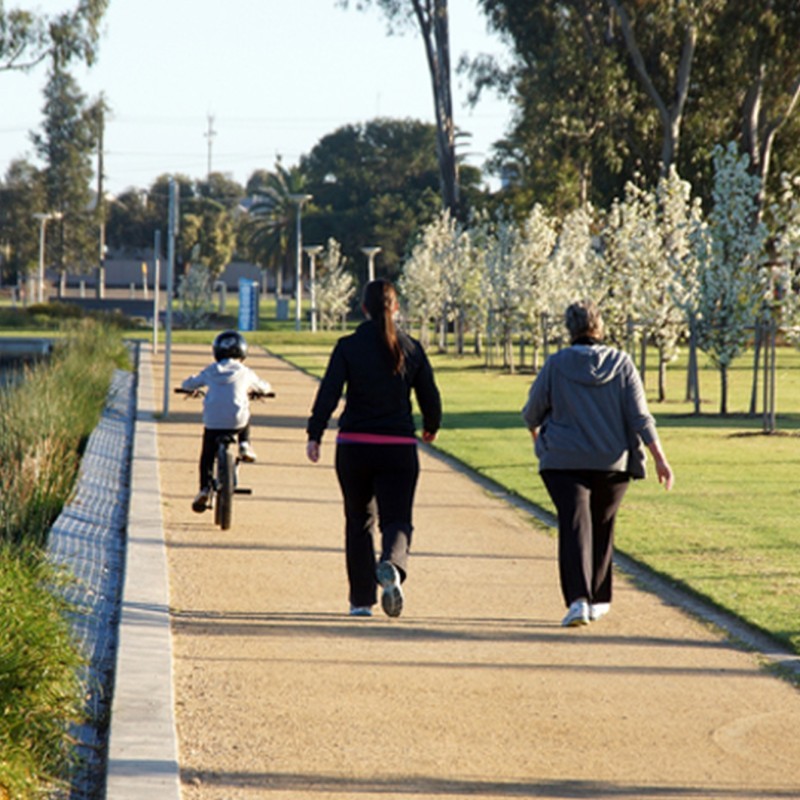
[349,605,373,617]
[562,599,590,627]
[376,561,403,618]
[239,442,257,462]
[590,602,611,621]
[191,487,211,513]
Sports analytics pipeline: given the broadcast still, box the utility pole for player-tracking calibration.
[96,100,106,299]
[205,114,217,180]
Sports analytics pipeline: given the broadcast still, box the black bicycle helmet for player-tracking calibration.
[212,330,248,361]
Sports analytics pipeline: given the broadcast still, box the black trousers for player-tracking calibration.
[335,443,420,607]
[541,469,630,607]
[199,424,250,490]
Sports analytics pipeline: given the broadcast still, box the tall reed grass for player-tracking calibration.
[0,319,129,798]
[0,319,129,547]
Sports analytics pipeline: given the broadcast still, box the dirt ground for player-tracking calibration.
[153,343,800,800]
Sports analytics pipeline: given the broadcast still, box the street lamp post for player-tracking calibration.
[304,245,323,333]
[361,246,382,283]
[288,193,313,331]
[33,211,63,304]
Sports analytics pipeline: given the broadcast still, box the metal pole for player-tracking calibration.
[37,217,46,304]
[163,179,177,417]
[153,229,161,354]
[769,318,777,433]
[295,206,303,331]
[361,246,381,285]
[289,194,312,331]
[309,252,316,332]
[304,245,322,334]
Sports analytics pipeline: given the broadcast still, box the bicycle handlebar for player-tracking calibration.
[174,387,275,399]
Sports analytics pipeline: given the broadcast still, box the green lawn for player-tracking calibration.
[264,332,800,656]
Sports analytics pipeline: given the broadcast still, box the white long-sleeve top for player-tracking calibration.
[181,359,272,430]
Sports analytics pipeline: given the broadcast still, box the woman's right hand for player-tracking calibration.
[306,440,320,463]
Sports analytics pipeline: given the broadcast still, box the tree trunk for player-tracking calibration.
[413,0,460,216]
[686,318,701,413]
[607,0,696,176]
[658,347,668,403]
[719,363,728,415]
[749,321,762,415]
[455,309,465,355]
[742,67,800,220]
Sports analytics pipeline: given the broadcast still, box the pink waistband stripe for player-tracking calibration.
[336,432,418,445]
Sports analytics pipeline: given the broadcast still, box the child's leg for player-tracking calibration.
[236,423,251,444]
[199,428,217,489]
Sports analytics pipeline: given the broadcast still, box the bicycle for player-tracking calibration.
[174,387,274,530]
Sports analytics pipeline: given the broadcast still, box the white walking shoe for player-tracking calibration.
[191,487,211,513]
[590,602,611,621]
[376,561,404,618]
[562,599,590,627]
[238,442,257,462]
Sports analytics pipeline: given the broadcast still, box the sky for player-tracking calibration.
[1,0,514,197]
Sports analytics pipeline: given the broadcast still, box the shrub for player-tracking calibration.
[0,547,85,799]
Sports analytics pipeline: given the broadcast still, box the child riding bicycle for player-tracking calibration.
[181,330,272,513]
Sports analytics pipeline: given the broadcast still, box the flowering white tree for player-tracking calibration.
[409,209,482,353]
[398,220,447,347]
[644,168,702,401]
[315,238,356,331]
[483,215,527,370]
[514,204,558,370]
[178,263,212,329]
[540,204,603,346]
[691,143,768,414]
[600,183,656,347]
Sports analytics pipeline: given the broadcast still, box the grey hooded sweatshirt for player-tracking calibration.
[181,359,272,430]
[521,344,658,475]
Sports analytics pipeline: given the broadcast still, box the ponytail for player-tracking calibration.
[362,279,405,375]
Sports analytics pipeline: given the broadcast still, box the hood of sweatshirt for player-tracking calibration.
[204,359,245,385]
[551,344,627,387]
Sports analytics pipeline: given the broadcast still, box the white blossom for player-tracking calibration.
[315,238,356,330]
[691,143,768,411]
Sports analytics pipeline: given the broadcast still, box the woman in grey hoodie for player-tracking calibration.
[522,300,673,627]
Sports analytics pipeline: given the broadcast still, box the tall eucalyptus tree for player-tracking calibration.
[338,0,460,216]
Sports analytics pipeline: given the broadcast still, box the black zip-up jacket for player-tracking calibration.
[306,320,442,443]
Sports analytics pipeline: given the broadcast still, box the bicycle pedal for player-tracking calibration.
[234,488,253,495]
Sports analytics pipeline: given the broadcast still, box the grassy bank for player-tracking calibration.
[1,319,130,547]
[0,548,85,798]
[0,319,130,798]
[261,332,800,656]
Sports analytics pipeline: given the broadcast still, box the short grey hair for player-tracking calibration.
[565,300,604,342]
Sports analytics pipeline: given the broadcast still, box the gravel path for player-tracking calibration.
[154,344,800,800]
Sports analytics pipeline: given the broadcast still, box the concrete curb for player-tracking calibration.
[106,343,181,799]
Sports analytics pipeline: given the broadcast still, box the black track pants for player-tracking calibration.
[335,443,420,607]
[541,469,630,607]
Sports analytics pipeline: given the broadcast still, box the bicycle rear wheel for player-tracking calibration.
[214,442,235,530]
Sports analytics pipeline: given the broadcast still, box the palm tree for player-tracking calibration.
[242,161,307,296]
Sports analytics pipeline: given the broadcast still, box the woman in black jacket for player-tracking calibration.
[306,279,442,618]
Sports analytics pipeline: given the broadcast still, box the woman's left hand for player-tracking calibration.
[421,430,437,443]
